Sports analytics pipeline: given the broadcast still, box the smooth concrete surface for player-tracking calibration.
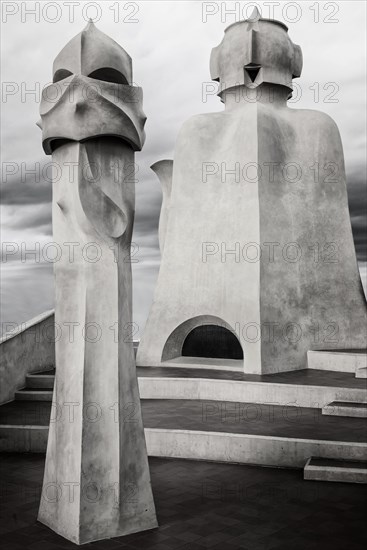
[2,394,366,466]
[0,310,55,405]
[151,160,173,253]
[4,396,367,443]
[145,429,367,468]
[15,390,53,401]
[322,401,367,418]
[39,141,157,547]
[308,350,367,374]
[39,22,146,155]
[0,425,49,453]
[17,374,365,408]
[138,377,367,409]
[210,8,302,96]
[304,457,367,483]
[356,366,367,379]
[2,425,366,469]
[37,22,157,545]
[11,368,367,408]
[137,366,367,388]
[138,11,367,374]
[26,373,55,389]
[53,20,132,85]
[163,357,244,372]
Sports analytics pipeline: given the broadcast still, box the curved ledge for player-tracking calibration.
[0,309,54,345]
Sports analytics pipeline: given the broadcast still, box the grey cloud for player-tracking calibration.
[1,162,52,205]
[5,205,52,234]
[1,1,366,330]
[346,171,367,262]
[0,262,54,328]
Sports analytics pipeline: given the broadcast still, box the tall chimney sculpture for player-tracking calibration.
[137,9,367,374]
[37,22,157,544]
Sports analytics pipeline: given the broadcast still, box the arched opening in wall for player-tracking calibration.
[88,67,129,85]
[161,315,244,370]
[182,325,243,360]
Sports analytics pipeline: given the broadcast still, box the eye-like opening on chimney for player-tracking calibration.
[53,69,73,83]
[244,64,261,83]
[88,67,129,85]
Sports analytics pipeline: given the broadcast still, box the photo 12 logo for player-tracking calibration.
[201,2,340,24]
[1,1,140,24]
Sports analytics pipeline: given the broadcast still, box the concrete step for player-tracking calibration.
[161,356,243,372]
[14,390,53,401]
[26,373,55,389]
[1,398,367,468]
[322,401,367,418]
[137,369,367,409]
[356,366,367,379]
[307,350,367,376]
[13,366,367,409]
[304,457,367,483]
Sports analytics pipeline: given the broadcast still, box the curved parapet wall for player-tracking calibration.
[0,310,55,404]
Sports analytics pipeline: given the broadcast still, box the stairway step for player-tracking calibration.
[1,399,367,466]
[356,367,367,379]
[307,350,367,375]
[28,368,55,375]
[26,374,55,389]
[322,401,367,418]
[0,425,49,453]
[14,390,53,401]
[304,457,367,483]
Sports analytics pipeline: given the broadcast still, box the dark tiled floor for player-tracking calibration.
[1,398,367,442]
[137,367,367,389]
[141,400,367,441]
[1,453,367,550]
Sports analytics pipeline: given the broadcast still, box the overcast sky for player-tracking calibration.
[1,0,366,337]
